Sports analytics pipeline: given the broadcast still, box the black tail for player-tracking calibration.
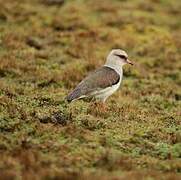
[66,88,81,102]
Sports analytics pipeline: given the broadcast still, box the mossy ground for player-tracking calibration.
[0,0,181,179]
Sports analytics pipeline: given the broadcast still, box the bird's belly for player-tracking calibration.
[92,81,121,102]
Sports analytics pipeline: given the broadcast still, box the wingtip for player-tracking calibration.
[66,88,81,103]
[66,95,73,103]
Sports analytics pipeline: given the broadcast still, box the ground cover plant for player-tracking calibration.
[0,0,181,179]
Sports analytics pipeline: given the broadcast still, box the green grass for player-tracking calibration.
[0,0,181,179]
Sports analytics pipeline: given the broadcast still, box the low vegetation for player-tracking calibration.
[0,0,180,179]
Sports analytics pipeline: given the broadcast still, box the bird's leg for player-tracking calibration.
[95,99,108,112]
[101,101,108,112]
[88,100,108,116]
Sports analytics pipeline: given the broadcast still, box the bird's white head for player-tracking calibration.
[105,49,133,70]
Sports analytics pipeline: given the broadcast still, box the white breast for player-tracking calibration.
[91,66,123,102]
[92,78,122,102]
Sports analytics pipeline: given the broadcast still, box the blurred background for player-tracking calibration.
[0,0,180,179]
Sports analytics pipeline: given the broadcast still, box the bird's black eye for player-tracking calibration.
[115,54,127,60]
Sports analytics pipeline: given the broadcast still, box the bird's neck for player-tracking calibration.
[105,56,124,75]
[104,64,123,76]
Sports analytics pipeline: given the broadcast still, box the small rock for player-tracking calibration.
[51,111,69,125]
[39,110,71,126]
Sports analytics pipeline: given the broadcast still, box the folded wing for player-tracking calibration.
[66,66,120,102]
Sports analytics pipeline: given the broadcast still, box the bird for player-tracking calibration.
[66,49,133,103]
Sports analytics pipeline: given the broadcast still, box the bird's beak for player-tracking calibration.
[126,59,133,65]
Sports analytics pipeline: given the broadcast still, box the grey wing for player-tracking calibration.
[66,66,120,102]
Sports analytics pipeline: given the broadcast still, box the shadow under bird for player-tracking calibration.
[66,49,133,103]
